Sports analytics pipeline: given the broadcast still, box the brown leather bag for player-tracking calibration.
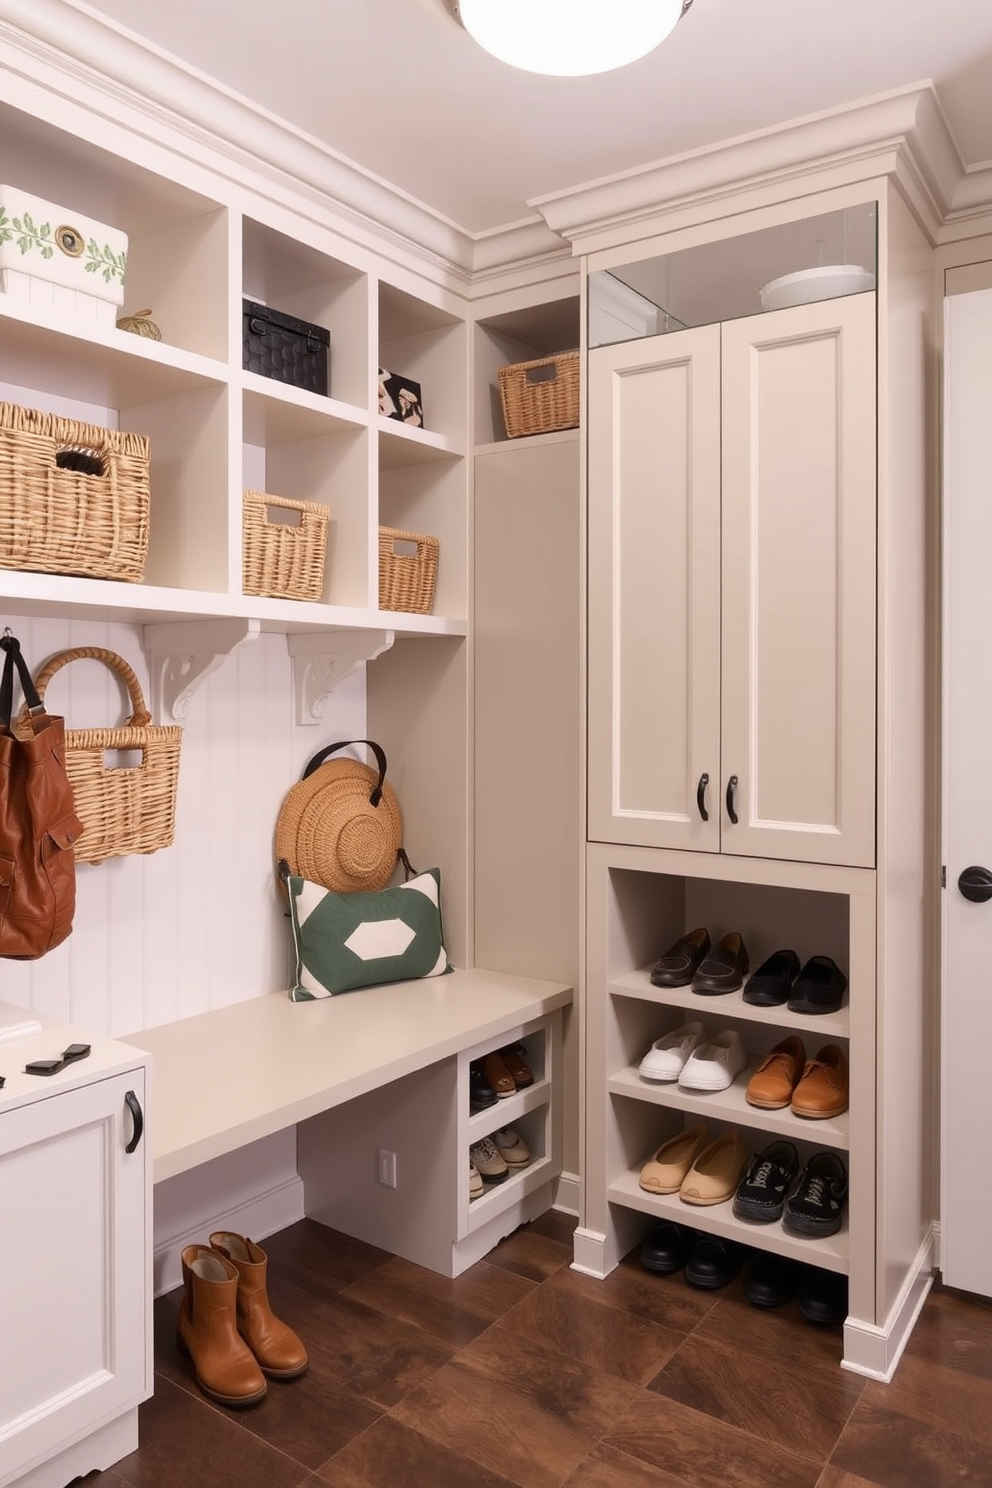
[0,631,83,959]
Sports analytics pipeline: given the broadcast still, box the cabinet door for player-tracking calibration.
[587,326,722,851]
[0,1070,150,1487]
[720,294,877,867]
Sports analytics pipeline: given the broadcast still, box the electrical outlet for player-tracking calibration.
[378,1149,397,1188]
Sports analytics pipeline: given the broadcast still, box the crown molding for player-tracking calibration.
[0,0,487,282]
[528,83,966,255]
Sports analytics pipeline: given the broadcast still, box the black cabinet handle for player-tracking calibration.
[696,772,710,822]
[958,865,992,903]
[725,775,739,825]
[124,1089,144,1153]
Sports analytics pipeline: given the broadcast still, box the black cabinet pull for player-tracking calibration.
[696,772,710,822]
[958,865,992,903]
[124,1089,144,1153]
[725,775,739,825]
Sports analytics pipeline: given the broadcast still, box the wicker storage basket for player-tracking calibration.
[243,490,330,602]
[28,648,182,865]
[0,402,149,581]
[498,350,580,439]
[378,526,439,614]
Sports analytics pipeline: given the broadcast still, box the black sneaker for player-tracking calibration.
[798,1265,849,1325]
[469,1062,498,1113]
[733,1141,800,1223]
[744,1250,801,1308]
[784,1152,848,1238]
[639,1220,694,1275]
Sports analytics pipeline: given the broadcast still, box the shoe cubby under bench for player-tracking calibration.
[123,966,570,1280]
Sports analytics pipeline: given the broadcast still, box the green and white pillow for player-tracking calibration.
[286,867,451,999]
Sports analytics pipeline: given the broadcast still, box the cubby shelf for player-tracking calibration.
[608,1065,850,1149]
[607,1169,849,1275]
[610,970,852,1041]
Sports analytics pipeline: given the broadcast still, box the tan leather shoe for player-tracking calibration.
[639,1122,709,1194]
[679,1129,749,1206]
[790,1044,849,1119]
[209,1232,309,1379]
[176,1244,268,1407]
[482,1050,516,1098]
[745,1035,807,1110]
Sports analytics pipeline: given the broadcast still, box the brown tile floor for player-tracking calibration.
[85,1213,992,1488]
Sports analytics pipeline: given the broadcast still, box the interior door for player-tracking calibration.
[720,294,877,866]
[942,286,992,1299]
[587,325,722,851]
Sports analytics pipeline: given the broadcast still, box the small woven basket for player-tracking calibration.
[243,490,330,602]
[28,648,182,865]
[378,526,439,614]
[498,350,580,439]
[0,402,150,581]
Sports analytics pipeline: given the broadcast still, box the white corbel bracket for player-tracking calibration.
[288,630,396,725]
[142,618,261,723]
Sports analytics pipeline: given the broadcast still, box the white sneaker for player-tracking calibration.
[638,1020,706,1082]
[494,1127,531,1167]
[469,1136,509,1182]
[678,1029,748,1091]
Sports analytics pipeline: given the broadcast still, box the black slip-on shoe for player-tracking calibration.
[649,927,711,988]
[684,1235,748,1290]
[639,1220,695,1275]
[787,955,848,1015]
[742,948,800,1006]
[732,1141,800,1223]
[744,1250,801,1309]
[469,1063,499,1113]
[798,1265,849,1326]
[692,931,749,995]
[783,1152,848,1238]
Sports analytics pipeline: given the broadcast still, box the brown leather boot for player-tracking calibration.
[176,1244,267,1406]
[209,1232,308,1379]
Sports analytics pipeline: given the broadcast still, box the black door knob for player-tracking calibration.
[958,866,992,903]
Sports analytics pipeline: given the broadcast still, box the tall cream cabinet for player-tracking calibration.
[588,294,877,869]
[577,182,938,1382]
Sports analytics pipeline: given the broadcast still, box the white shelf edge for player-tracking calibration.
[475,429,581,456]
[0,569,467,638]
[241,370,369,429]
[376,414,463,457]
[607,1065,850,1150]
[610,970,852,1040]
[607,1170,849,1275]
[466,1153,555,1233]
[0,296,230,384]
[467,1079,551,1139]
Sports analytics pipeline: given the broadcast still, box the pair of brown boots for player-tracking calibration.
[176,1232,308,1407]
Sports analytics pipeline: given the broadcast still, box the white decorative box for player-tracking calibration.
[0,186,128,326]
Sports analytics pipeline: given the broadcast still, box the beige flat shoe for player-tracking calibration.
[639,1122,709,1194]
[679,1129,748,1206]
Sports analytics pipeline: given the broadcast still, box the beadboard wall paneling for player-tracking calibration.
[1,615,366,1037]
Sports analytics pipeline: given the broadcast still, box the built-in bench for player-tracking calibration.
[125,967,572,1278]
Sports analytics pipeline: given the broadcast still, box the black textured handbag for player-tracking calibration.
[242,299,330,396]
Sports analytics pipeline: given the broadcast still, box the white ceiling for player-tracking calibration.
[77,0,992,235]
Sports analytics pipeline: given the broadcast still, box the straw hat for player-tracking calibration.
[275,740,403,893]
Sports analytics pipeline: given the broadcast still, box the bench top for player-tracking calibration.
[123,968,572,1183]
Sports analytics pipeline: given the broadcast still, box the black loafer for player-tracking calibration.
[798,1265,849,1326]
[787,955,848,1015]
[732,1141,800,1223]
[469,1063,498,1113]
[650,927,710,988]
[692,932,749,995]
[639,1220,694,1275]
[742,948,800,1006]
[784,1152,848,1237]
[744,1250,801,1308]
[684,1235,748,1290]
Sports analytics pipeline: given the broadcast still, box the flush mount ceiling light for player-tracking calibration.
[449,0,694,77]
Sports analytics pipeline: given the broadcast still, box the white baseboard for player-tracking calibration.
[571,1225,610,1279]
[155,1173,305,1296]
[552,1168,580,1216]
[842,1226,936,1381]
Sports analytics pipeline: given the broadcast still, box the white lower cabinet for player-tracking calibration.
[578,845,878,1354]
[0,1057,152,1488]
